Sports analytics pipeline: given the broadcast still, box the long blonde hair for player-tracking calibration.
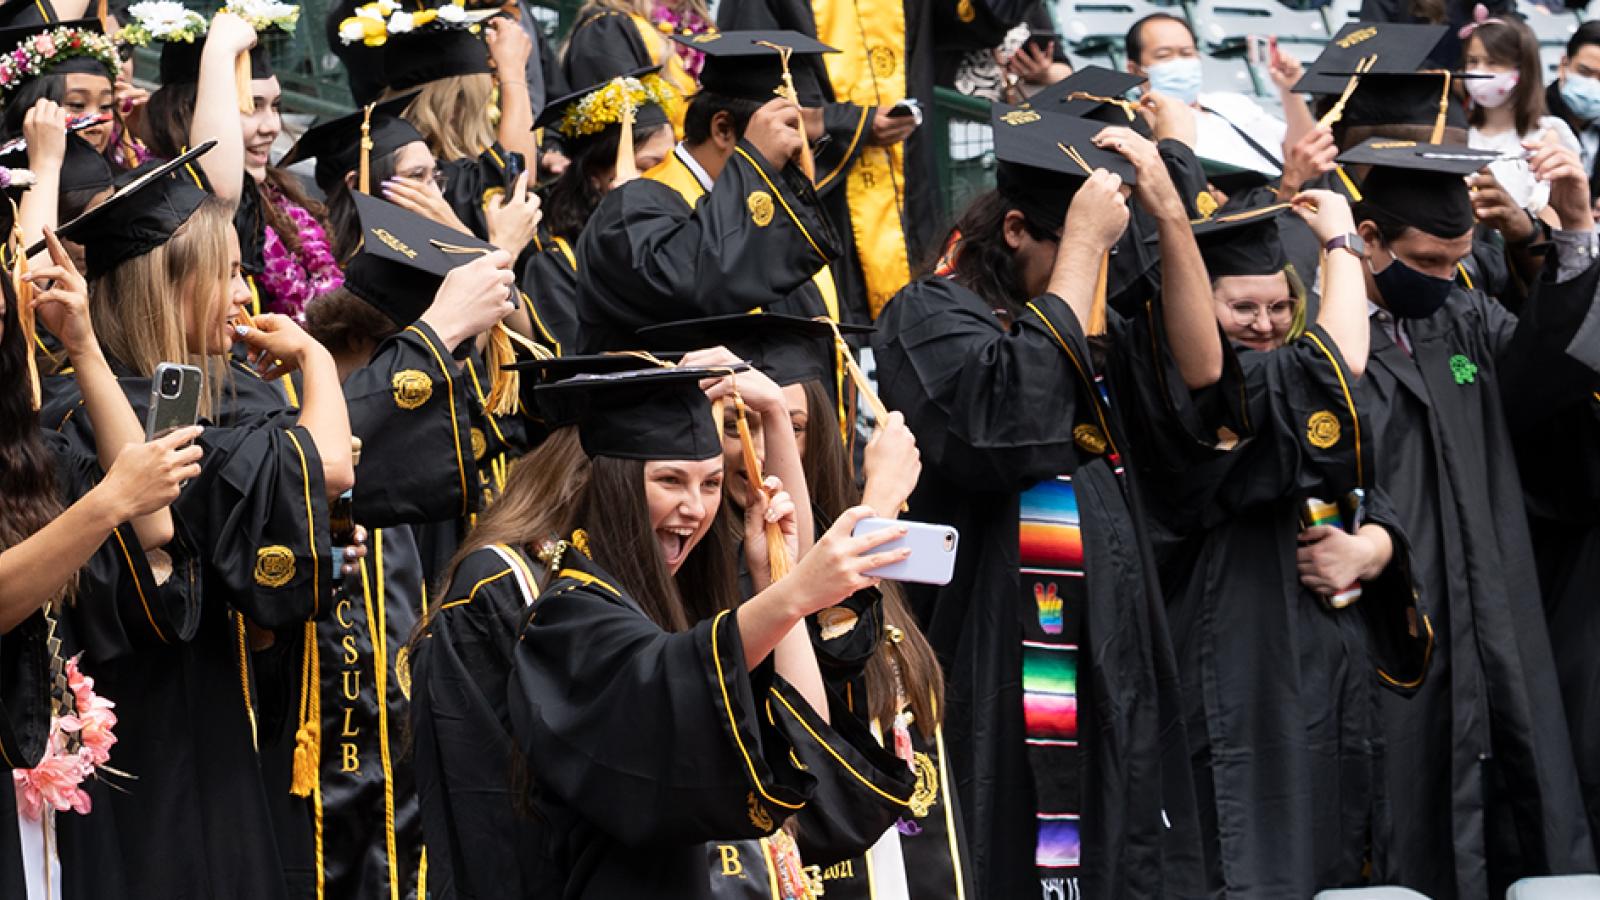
[89,198,233,418]
[393,75,499,162]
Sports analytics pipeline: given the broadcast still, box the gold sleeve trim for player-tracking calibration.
[767,688,913,807]
[1303,330,1363,487]
[815,106,870,192]
[1026,300,1121,459]
[112,526,167,643]
[732,147,828,263]
[405,325,470,517]
[284,430,321,617]
[709,609,805,811]
[1378,611,1434,689]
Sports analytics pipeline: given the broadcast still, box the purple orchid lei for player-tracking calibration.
[651,2,710,79]
[260,184,343,322]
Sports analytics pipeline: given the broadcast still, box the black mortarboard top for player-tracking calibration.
[533,66,671,148]
[992,103,1137,228]
[50,140,214,279]
[502,351,685,425]
[636,313,872,387]
[379,7,498,93]
[343,189,497,327]
[0,132,112,196]
[1190,204,1290,279]
[0,18,119,91]
[535,365,733,461]
[1025,66,1150,136]
[1339,137,1495,238]
[679,30,834,107]
[157,22,277,84]
[0,0,57,29]
[1296,23,1451,95]
[279,92,423,191]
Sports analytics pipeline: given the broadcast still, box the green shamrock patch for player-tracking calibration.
[1450,354,1478,385]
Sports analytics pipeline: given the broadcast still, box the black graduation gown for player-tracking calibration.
[574,144,838,353]
[440,143,523,244]
[871,276,1206,898]
[561,9,655,89]
[505,549,918,898]
[516,226,580,355]
[311,525,426,900]
[718,0,938,324]
[41,371,334,900]
[0,603,46,900]
[1505,270,1600,865]
[1147,330,1432,896]
[1359,257,1600,897]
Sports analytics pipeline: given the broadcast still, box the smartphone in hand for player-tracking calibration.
[145,362,202,441]
[851,517,959,585]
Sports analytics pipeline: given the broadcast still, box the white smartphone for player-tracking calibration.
[145,362,203,440]
[850,517,959,585]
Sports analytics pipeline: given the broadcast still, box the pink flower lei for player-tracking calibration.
[13,655,117,821]
[259,183,344,322]
[651,2,710,79]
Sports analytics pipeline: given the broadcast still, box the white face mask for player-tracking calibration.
[1465,70,1519,109]
[1145,57,1204,106]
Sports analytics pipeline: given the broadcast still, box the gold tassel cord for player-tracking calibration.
[815,317,908,512]
[484,324,521,416]
[614,83,639,184]
[10,201,38,410]
[357,101,376,195]
[732,386,792,582]
[1427,70,1452,145]
[235,52,254,116]
[1053,144,1108,337]
[756,40,816,183]
[1316,54,1378,131]
[289,621,321,797]
[1063,91,1139,123]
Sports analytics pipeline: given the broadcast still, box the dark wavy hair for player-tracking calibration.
[0,277,67,592]
[928,189,1053,318]
[543,120,671,242]
[325,147,405,263]
[139,81,196,161]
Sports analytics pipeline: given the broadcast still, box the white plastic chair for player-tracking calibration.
[1505,875,1600,900]
[1313,888,1432,900]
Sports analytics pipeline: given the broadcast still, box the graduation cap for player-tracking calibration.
[0,18,120,97]
[992,103,1136,228]
[377,7,498,93]
[502,351,683,426]
[677,30,835,107]
[48,140,214,279]
[1298,23,1476,141]
[1024,66,1150,136]
[148,0,292,86]
[342,189,497,327]
[1338,137,1497,238]
[635,313,872,387]
[1191,204,1292,279]
[534,67,673,147]
[0,132,112,199]
[534,366,733,461]
[0,0,59,29]
[279,92,423,193]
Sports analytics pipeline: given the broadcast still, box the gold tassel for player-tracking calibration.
[1316,54,1377,131]
[10,202,38,410]
[289,621,320,797]
[1087,250,1109,337]
[483,324,520,416]
[1334,165,1363,202]
[95,0,109,37]
[614,92,639,183]
[1428,70,1451,145]
[358,102,376,195]
[733,388,792,581]
[817,317,906,511]
[756,40,814,182]
[235,52,253,116]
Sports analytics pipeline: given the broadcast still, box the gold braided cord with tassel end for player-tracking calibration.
[289,620,321,797]
[816,317,908,511]
[358,101,376,195]
[756,40,815,183]
[731,385,792,582]
[484,323,554,417]
[10,198,39,410]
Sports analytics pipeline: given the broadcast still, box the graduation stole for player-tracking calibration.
[812,0,911,318]
[641,153,841,322]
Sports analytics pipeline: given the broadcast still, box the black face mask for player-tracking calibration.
[1370,247,1454,319]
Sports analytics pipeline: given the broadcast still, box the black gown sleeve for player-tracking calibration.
[0,612,48,770]
[813,103,874,198]
[575,146,839,350]
[344,322,481,528]
[872,278,1096,486]
[1355,486,1433,696]
[1497,249,1600,430]
[561,11,653,88]
[516,230,581,354]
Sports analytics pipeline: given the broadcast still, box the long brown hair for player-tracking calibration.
[0,276,68,601]
[393,75,498,163]
[1466,16,1547,136]
[253,168,329,258]
[799,380,944,738]
[575,455,741,632]
[89,197,233,418]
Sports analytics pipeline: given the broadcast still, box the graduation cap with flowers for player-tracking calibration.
[125,0,299,115]
[534,68,673,180]
[337,0,498,93]
[0,18,118,100]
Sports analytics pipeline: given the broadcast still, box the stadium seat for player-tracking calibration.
[1312,883,1440,890]
[1506,875,1600,900]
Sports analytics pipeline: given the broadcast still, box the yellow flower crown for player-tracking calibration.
[557,73,673,139]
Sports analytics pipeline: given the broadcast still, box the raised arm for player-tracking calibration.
[190,12,257,206]
[486,18,537,166]
[1295,190,1368,377]
[233,315,356,496]
[18,100,65,261]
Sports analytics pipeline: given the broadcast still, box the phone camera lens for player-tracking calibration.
[160,369,182,398]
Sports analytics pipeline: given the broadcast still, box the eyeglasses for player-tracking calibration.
[1226,299,1296,326]
[396,168,448,192]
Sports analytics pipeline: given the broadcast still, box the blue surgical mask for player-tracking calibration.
[1561,72,1600,122]
[1145,57,1204,105]
[1370,247,1455,319]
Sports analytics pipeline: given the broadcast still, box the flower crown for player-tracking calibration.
[120,0,298,47]
[557,74,673,139]
[0,27,119,95]
[0,167,36,189]
[338,0,473,47]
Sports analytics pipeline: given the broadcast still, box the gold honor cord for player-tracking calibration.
[1316,54,1378,130]
[756,40,816,183]
[1056,143,1111,336]
[358,102,376,195]
[10,199,38,410]
[815,316,908,511]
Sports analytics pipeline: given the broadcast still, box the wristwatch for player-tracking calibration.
[1324,233,1365,259]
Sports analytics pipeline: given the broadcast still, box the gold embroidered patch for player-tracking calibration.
[692,31,718,42]
[394,646,413,700]
[392,369,433,410]
[956,0,975,22]
[1307,410,1341,449]
[1335,25,1377,48]
[747,791,774,832]
[471,427,487,461]
[1000,108,1041,126]
[908,751,939,817]
[1195,190,1219,219]
[747,191,774,227]
[1073,423,1107,454]
[869,45,897,78]
[371,227,417,259]
[254,545,296,589]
